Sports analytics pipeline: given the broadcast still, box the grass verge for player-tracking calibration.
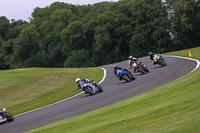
[0,67,104,115]
[26,47,200,133]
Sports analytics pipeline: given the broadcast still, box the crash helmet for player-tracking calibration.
[113,65,118,69]
[75,78,81,83]
[132,57,137,61]
[129,56,133,60]
[149,52,153,56]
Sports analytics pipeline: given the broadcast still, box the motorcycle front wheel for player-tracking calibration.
[85,86,96,95]
[5,112,14,122]
[122,74,131,82]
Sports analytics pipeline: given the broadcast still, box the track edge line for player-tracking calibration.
[15,67,107,117]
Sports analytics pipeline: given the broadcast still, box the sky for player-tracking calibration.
[0,0,118,22]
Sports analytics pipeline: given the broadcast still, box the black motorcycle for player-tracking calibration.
[0,108,14,124]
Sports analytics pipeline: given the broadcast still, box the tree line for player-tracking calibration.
[0,0,199,68]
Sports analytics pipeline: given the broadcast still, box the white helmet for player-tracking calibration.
[3,108,6,112]
[129,56,133,60]
[75,78,80,83]
[133,57,137,61]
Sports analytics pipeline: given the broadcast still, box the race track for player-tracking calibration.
[0,56,198,133]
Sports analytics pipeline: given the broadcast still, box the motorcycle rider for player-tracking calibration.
[114,65,122,78]
[75,78,85,90]
[149,52,157,65]
[113,65,135,80]
[0,108,6,120]
[75,78,103,92]
[129,56,143,73]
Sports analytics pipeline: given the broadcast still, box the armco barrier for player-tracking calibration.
[0,65,10,70]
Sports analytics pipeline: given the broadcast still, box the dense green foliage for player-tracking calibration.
[0,0,199,68]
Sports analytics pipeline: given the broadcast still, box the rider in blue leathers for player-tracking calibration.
[75,78,103,92]
[113,65,135,80]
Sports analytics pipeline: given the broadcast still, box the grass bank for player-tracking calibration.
[0,68,104,115]
[26,47,200,133]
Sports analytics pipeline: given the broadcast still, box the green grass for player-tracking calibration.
[26,47,200,133]
[0,67,104,115]
[164,47,200,59]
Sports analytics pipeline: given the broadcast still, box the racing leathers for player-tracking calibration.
[129,58,143,73]
[77,79,102,92]
[149,53,157,65]
[114,66,132,80]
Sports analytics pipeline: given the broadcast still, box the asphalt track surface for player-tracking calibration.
[0,56,198,133]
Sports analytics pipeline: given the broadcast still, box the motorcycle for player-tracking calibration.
[132,62,149,74]
[0,108,14,125]
[116,69,135,82]
[78,80,103,95]
[153,54,166,66]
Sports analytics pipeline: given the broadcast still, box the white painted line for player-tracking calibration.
[98,67,106,84]
[15,67,107,117]
[164,56,199,82]
[14,56,199,117]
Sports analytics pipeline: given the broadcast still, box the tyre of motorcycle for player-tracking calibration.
[138,67,146,74]
[156,58,164,66]
[84,86,96,95]
[143,67,149,73]
[122,74,131,82]
[98,86,103,92]
[5,112,14,122]
[159,57,166,66]
[161,57,167,66]
[131,74,136,80]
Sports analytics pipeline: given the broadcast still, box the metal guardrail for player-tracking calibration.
[0,65,10,70]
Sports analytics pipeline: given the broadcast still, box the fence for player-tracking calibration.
[0,65,10,70]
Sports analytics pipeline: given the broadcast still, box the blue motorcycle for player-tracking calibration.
[116,69,135,82]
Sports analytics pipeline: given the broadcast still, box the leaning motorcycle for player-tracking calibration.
[133,62,149,74]
[116,69,135,82]
[78,81,103,95]
[0,108,14,124]
[153,54,166,66]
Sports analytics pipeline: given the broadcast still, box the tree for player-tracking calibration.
[7,20,28,39]
[129,0,171,57]
[165,0,199,49]
[14,25,40,67]
[64,50,94,67]
[94,26,112,65]
[1,0,198,68]
[0,36,4,64]
[0,16,10,40]
[61,21,84,57]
